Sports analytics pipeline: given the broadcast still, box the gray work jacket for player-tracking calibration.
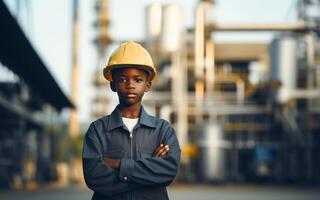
[82,106,181,200]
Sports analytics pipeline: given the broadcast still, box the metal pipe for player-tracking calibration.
[69,0,79,137]
[305,33,315,65]
[207,22,311,32]
[214,74,245,102]
[195,1,212,121]
[205,39,215,93]
[290,89,320,99]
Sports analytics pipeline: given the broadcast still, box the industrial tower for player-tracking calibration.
[91,0,112,118]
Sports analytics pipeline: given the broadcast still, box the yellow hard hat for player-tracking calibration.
[103,41,156,81]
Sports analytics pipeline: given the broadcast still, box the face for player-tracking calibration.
[110,67,151,106]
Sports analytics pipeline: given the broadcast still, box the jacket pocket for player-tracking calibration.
[138,146,154,159]
[104,147,124,159]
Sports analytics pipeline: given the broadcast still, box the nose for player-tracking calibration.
[126,79,135,89]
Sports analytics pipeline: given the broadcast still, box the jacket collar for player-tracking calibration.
[107,105,156,131]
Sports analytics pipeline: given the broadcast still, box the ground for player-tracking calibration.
[0,184,319,200]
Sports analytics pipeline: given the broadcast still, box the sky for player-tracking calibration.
[3,0,298,124]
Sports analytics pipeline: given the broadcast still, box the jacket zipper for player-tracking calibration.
[129,131,133,159]
[129,131,133,200]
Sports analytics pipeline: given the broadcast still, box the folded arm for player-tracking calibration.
[117,125,181,187]
[82,124,132,197]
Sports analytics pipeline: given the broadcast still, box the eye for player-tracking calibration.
[118,78,127,83]
[135,78,143,83]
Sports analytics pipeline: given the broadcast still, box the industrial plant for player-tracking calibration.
[139,0,320,184]
[1,0,320,194]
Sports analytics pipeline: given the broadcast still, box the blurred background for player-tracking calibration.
[1,0,320,199]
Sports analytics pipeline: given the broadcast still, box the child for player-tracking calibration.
[82,41,181,200]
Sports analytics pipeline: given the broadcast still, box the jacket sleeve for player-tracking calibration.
[82,123,132,197]
[118,122,181,186]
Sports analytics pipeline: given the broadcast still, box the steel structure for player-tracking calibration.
[0,1,73,188]
[91,0,112,118]
[144,0,320,183]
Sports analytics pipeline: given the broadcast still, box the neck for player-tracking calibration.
[118,103,141,118]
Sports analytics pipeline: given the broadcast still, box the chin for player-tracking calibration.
[121,100,139,106]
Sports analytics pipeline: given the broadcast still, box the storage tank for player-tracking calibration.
[160,4,182,52]
[270,36,298,103]
[146,3,162,40]
[194,123,229,182]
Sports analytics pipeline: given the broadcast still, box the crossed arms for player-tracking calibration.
[103,144,170,169]
[82,123,180,197]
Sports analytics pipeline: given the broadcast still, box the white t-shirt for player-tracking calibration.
[122,117,139,133]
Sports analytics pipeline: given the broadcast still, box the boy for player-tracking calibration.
[82,41,181,200]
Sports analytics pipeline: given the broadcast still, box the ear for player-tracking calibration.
[110,81,116,92]
[145,81,152,92]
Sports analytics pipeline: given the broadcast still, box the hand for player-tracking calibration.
[103,157,120,170]
[153,144,170,157]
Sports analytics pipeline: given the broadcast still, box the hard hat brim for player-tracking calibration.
[103,64,156,81]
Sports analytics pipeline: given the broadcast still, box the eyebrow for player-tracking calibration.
[117,74,144,78]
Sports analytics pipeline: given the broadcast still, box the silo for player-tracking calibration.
[160,4,183,52]
[270,36,298,103]
[146,3,162,40]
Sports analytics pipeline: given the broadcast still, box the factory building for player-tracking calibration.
[0,1,73,188]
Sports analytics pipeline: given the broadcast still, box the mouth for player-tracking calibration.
[126,93,137,98]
